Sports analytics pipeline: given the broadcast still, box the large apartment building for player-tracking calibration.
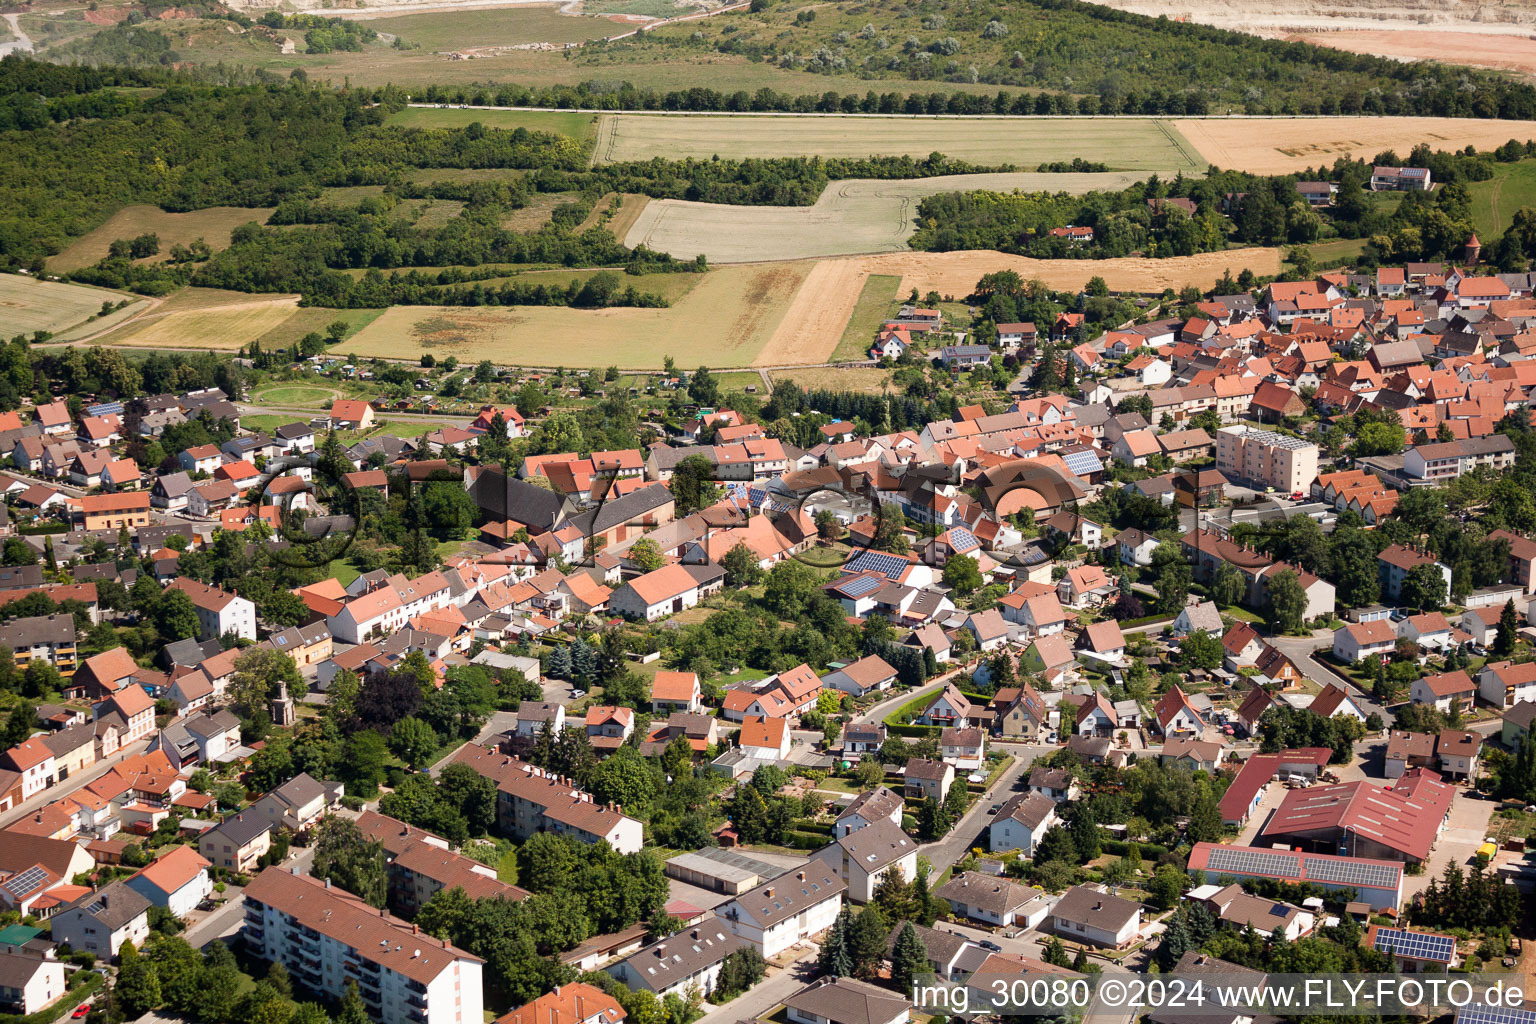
[243,868,484,1024]
[450,747,644,854]
[1215,425,1319,495]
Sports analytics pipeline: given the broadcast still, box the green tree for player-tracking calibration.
[1187,789,1223,843]
[229,646,302,721]
[1211,560,1245,609]
[849,905,889,976]
[1177,629,1223,671]
[115,941,162,1016]
[343,730,389,798]
[389,716,440,769]
[1494,597,1519,657]
[626,537,666,572]
[889,922,928,993]
[1401,562,1447,612]
[720,543,763,587]
[670,455,721,515]
[311,816,388,907]
[1265,569,1308,632]
[818,908,854,978]
[942,554,983,596]
[154,588,200,641]
[1153,562,1192,614]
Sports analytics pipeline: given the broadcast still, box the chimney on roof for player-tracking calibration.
[1094,901,1102,911]
[324,878,330,889]
[764,887,774,899]
[381,907,387,917]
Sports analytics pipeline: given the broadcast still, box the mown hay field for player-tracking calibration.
[624,171,1147,263]
[98,297,301,350]
[593,114,1206,171]
[0,275,136,336]
[341,262,810,367]
[48,205,272,273]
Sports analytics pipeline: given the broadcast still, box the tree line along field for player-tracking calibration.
[592,114,1206,171]
[623,171,1150,264]
[387,106,599,141]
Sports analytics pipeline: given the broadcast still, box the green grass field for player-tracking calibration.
[252,385,339,405]
[833,274,902,362]
[353,5,623,50]
[1470,159,1536,239]
[593,114,1204,171]
[388,106,599,141]
[0,275,136,337]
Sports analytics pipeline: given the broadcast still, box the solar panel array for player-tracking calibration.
[1304,855,1401,890]
[1371,927,1455,963]
[947,527,978,551]
[1061,449,1102,477]
[1204,845,1301,879]
[1021,548,1050,565]
[4,866,46,896]
[1456,1005,1536,1024]
[845,550,910,579]
[837,574,884,599]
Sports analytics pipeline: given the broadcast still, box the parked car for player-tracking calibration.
[980,940,1003,952]
[71,1005,90,1020]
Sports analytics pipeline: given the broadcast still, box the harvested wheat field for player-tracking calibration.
[758,259,873,367]
[627,172,1147,264]
[858,248,1283,301]
[343,262,810,368]
[1285,30,1536,75]
[0,275,136,337]
[595,115,1206,172]
[1174,117,1536,175]
[49,205,273,274]
[99,297,302,350]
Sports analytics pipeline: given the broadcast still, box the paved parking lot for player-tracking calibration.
[1407,790,1495,900]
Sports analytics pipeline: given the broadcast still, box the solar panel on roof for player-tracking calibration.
[838,574,884,598]
[948,527,978,551]
[5,866,46,895]
[844,550,910,579]
[1371,927,1455,962]
[1204,846,1301,879]
[1457,1005,1536,1024]
[1304,855,1400,890]
[1021,549,1050,565]
[1061,449,1102,476]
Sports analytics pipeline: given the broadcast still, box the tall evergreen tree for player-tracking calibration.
[818,908,854,978]
[890,922,929,994]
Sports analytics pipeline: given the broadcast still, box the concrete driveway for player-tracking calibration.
[1407,790,1495,900]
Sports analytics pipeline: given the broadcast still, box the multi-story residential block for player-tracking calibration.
[718,867,846,957]
[164,578,257,642]
[1215,426,1319,495]
[450,747,644,854]
[243,868,484,1024]
[1401,436,1516,485]
[0,614,76,676]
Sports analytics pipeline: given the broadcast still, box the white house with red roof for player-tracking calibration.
[327,400,374,430]
[470,405,526,439]
[1154,685,1204,735]
[1308,683,1367,722]
[164,577,257,641]
[1332,620,1396,664]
